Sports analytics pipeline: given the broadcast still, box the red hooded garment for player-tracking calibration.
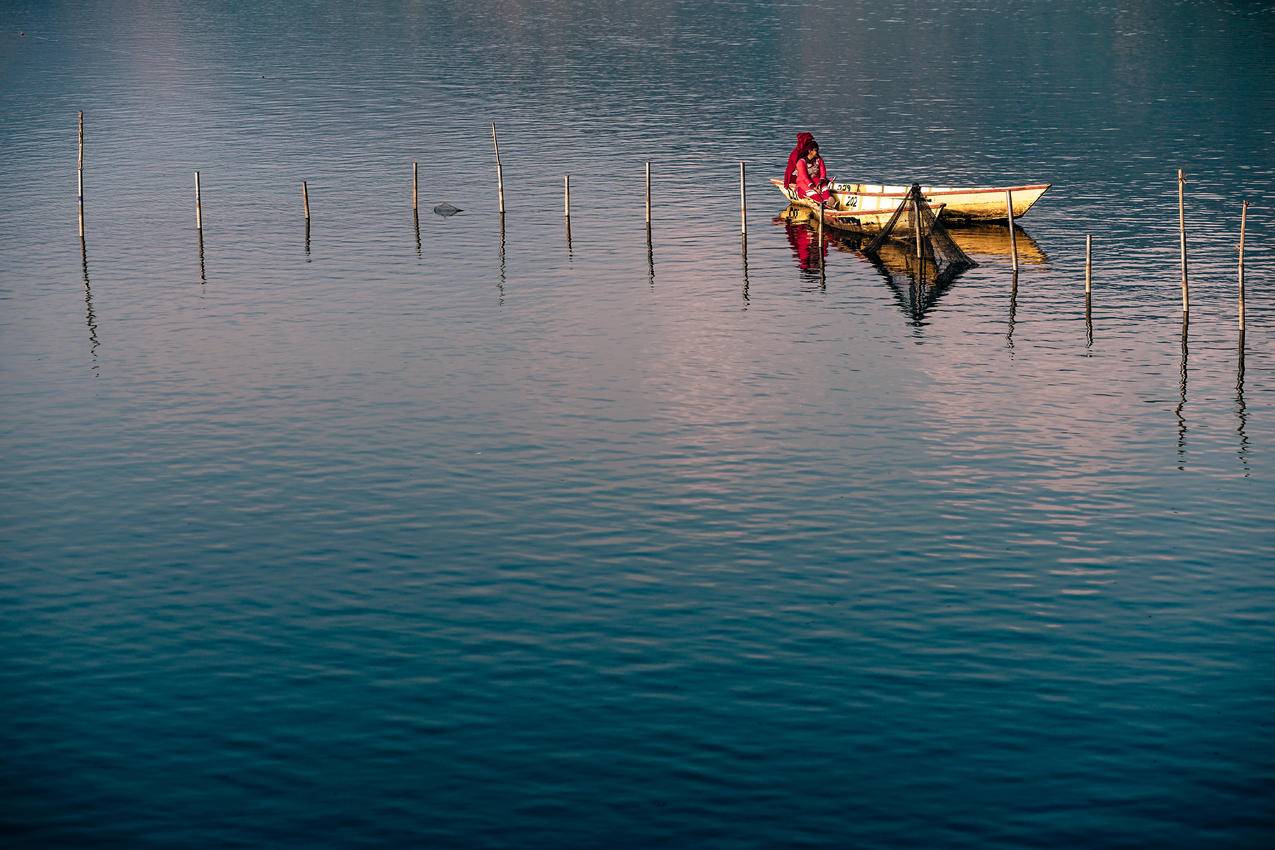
[784,132,815,186]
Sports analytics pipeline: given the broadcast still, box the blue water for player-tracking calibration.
[2,1,1274,847]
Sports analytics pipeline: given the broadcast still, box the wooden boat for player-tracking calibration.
[771,179,930,233]
[771,178,1051,225]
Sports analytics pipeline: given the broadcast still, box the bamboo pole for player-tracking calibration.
[739,161,747,236]
[645,161,652,225]
[913,194,923,261]
[1006,189,1018,272]
[412,161,418,211]
[77,111,84,238]
[194,171,203,230]
[1238,200,1248,330]
[302,181,310,220]
[1178,168,1188,312]
[491,123,505,215]
[1085,234,1092,295]
[564,174,571,219]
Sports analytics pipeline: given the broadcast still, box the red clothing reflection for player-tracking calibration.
[784,220,827,278]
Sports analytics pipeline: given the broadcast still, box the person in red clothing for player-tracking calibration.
[784,132,834,205]
[795,141,832,204]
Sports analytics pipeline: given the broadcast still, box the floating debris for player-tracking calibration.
[433,202,462,217]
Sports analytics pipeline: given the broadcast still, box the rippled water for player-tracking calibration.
[2,1,1274,847]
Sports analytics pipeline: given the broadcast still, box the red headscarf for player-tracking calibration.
[784,132,816,186]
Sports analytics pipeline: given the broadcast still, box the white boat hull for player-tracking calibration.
[772,178,1051,224]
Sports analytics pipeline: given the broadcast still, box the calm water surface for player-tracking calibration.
[2,1,1274,847]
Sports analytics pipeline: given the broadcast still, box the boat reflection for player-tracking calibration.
[778,208,1042,324]
[784,216,963,323]
[948,223,1047,265]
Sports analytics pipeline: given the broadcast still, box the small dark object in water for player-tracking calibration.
[433,202,462,217]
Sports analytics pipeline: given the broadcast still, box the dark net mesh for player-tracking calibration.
[863,184,977,282]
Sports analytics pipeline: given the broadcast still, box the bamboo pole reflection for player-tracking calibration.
[413,210,421,258]
[497,213,506,305]
[1007,271,1018,351]
[646,223,654,289]
[1085,292,1093,349]
[81,235,99,374]
[1176,312,1189,470]
[741,236,750,307]
[197,229,207,283]
[1237,330,1249,476]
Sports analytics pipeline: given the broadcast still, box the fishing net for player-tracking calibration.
[863,184,977,282]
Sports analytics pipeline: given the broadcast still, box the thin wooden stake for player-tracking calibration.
[194,171,203,230]
[913,194,923,261]
[491,123,505,215]
[1178,168,1189,312]
[645,162,652,225]
[1085,234,1092,295]
[302,180,310,220]
[77,112,85,237]
[739,161,747,235]
[412,161,418,211]
[564,174,571,219]
[1006,189,1019,272]
[1239,199,1248,330]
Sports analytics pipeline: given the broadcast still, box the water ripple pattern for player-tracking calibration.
[1,2,1273,848]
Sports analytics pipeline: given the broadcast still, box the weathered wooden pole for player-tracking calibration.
[1238,199,1248,330]
[491,123,505,215]
[645,161,652,225]
[1085,234,1092,295]
[1178,168,1188,312]
[739,161,747,235]
[194,171,203,230]
[412,161,418,212]
[913,194,923,261]
[564,174,571,219]
[302,181,310,221]
[77,111,85,237]
[1006,189,1019,272]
